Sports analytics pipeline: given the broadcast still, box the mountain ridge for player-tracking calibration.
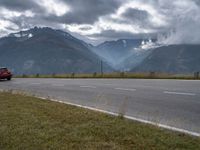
[131,44,200,73]
[0,27,112,75]
[1,27,200,74]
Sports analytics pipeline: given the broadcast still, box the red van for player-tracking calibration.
[0,67,12,80]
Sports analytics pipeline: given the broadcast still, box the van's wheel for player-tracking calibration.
[7,77,11,81]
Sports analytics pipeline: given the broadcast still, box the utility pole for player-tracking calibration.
[100,60,103,76]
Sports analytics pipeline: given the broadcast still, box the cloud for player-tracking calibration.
[0,0,37,11]
[63,0,122,24]
[0,7,35,19]
[0,0,200,45]
[122,8,149,22]
[35,0,71,17]
[65,0,162,43]
[156,0,200,45]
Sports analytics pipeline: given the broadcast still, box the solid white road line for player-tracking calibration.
[80,86,97,89]
[115,88,136,91]
[37,96,200,137]
[164,91,196,96]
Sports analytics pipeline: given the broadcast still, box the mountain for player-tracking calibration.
[0,27,112,75]
[2,27,198,75]
[131,45,200,73]
[92,39,156,70]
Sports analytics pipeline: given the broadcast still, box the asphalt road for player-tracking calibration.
[0,78,200,136]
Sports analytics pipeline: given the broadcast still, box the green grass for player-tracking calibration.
[0,92,200,150]
[15,72,200,80]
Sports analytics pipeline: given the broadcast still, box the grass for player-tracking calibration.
[15,72,200,80]
[0,92,200,150]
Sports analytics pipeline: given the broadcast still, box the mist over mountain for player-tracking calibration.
[0,27,112,75]
[132,45,200,73]
[92,39,156,71]
[92,38,200,73]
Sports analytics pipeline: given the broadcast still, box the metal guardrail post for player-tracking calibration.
[100,60,103,76]
[194,72,199,79]
[71,72,75,78]
[149,71,155,78]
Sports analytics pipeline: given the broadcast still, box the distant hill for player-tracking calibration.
[92,39,156,71]
[131,45,200,73]
[0,27,112,75]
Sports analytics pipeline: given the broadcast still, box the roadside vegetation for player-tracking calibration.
[0,92,200,150]
[15,72,200,80]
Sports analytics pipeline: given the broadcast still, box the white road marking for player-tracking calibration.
[1,86,199,137]
[103,84,113,86]
[30,83,41,85]
[52,84,65,87]
[80,86,97,89]
[13,82,22,84]
[36,96,200,137]
[115,88,136,91]
[164,91,196,96]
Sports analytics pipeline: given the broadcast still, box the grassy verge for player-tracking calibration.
[15,72,200,80]
[0,92,199,150]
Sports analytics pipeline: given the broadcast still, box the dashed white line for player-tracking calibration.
[164,91,196,96]
[30,83,41,85]
[103,84,113,86]
[13,82,22,84]
[80,86,97,89]
[52,84,65,87]
[115,88,136,91]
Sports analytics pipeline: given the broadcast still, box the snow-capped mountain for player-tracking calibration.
[0,27,112,75]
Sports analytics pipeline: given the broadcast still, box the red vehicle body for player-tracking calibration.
[0,67,12,80]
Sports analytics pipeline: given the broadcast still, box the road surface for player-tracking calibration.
[0,78,200,136]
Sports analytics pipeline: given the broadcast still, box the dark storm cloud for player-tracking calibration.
[122,8,149,22]
[0,0,122,24]
[119,8,155,29]
[17,0,121,25]
[63,0,122,24]
[0,0,38,11]
[33,0,122,26]
[194,0,200,6]
[0,0,123,39]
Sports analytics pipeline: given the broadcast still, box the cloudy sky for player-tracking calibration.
[0,0,200,45]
